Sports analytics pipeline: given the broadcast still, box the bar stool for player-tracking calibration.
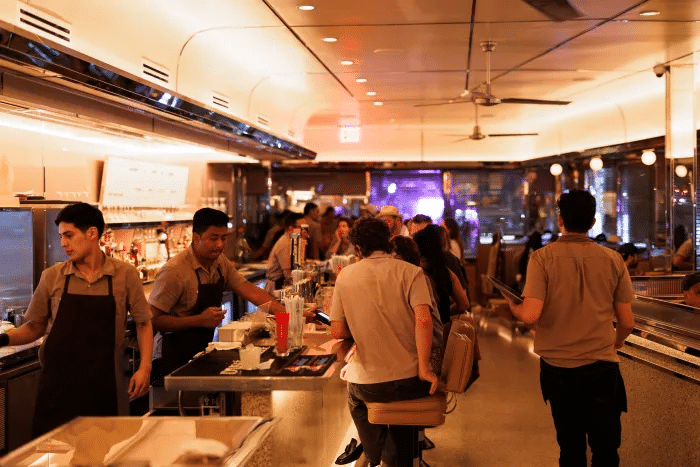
[365,321,476,467]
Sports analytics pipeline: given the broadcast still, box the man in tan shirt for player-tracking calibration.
[0,203,153,436]
[507,190,635,467]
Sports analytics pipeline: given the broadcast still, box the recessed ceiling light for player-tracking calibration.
[297,5,315,10]
[340,60,354,66]
[639,10,660,16]
[355,78,367,83]
[373,101,383,106]
[323,37,337,43]
[366,91,377,96]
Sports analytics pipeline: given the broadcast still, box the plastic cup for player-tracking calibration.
[275,312,290,356]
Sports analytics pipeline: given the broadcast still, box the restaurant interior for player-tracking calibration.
[0,0,698,466]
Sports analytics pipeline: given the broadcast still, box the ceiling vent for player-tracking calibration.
[16,3,71,43]
[257,115,269,127]
[141,59,170,85]
[212,94,229,110]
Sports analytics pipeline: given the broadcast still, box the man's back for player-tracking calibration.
[330,252,433,384]
[524,234,634,367]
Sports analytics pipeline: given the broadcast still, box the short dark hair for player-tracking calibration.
[303,202,318,216]
[557,190,596,233]
[618,243,639,261]
[282,212,304,229]
[682,271,700,291]
[55,203,105,237]
[349,217,392,255]
[391,236,421,266]
[412,214,432,224]
[336,216,351,228]
[193,208,229,236]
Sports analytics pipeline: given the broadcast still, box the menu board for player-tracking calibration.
[100,157,189,207]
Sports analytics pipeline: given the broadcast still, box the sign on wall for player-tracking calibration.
[100,157,189,207]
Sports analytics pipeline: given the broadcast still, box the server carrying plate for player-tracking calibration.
[0,203,153,436]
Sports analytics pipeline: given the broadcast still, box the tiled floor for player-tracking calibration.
[421,323,560,467]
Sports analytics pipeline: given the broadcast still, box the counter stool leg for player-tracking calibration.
[387,425,420,467]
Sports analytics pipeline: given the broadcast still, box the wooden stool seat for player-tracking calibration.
[367,392,447,426]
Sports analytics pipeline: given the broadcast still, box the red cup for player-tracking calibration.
[275,312,290,356]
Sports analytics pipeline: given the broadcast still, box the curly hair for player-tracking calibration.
[349,217,392,255]
[391,236,421,266]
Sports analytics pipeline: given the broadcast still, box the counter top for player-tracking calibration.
[165,332,351,393]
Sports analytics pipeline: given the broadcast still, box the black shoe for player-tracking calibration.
[420,435,435,450]
[336,438,364,465]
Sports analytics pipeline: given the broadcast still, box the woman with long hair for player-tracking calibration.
[414,224,469,324]
[442,217,464,261]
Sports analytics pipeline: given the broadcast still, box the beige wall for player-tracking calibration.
[0,122,214,208]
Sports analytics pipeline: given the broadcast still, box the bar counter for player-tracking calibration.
[616,295,700,466]
[165,330,354,467]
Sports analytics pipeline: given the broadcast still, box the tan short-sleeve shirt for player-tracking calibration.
[523,234,635,367]
[330,252,435,384]
[148,246,247,316]
[25,255,152,359]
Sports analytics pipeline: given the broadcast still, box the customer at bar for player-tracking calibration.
[414,224,470,324]
[673,224,694,270]
[681,271,700,308]
[378,205,409,239]
[0,203,153,436]
[442,217,464,261]
[359,202,379,219]
[409,214,432,237]
[302,202,322,259]
[149,208,286,377]
[506,190,635,467]
[264,211,304,291]
[326,216,355,257]
[330,217,438,467]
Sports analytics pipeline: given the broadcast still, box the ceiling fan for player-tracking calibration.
[444,104,538,142]
[417,40,571,108]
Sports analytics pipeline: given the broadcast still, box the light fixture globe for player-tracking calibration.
[641,150,656,166]
[675,164,688,178]
[589,157,603,171]
[550,163,563,176]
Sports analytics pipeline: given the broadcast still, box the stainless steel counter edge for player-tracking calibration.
[618,334,700,384]
[164,364,338,393]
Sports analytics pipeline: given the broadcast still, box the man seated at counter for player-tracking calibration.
[149,208,286,377]
[265,211,304,291]
[681,272,700,308]
[330,217,438,467]
[0,203,153,436]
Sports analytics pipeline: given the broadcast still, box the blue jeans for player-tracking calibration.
[347,376,431,467]
[540,359,627,467]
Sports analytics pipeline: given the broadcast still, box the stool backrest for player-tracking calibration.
[440,320,475,393]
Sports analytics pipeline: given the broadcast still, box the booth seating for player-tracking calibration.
[366,319,476,467]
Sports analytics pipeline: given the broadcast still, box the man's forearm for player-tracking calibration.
[414,306,433,372]
[234,281,285,313]
[135,320,153,370]
[151,313,202,332]
[5,321,46,346]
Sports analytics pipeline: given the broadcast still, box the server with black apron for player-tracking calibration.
[149,208,286,380]
[0,203,153,437]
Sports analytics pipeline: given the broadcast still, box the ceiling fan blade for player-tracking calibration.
[443,134,471,137]
[487,133,539,137]
[414,99,472,108]
[452,137,473,143]
[500,97,571,105]
[521,0,582,21]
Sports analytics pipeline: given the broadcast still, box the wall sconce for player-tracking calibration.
[589,157,603,171]
[550,163,563,176]
[641,150,656,166]
[675,164,688,178]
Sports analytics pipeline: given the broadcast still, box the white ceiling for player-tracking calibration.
[2,0,700,162]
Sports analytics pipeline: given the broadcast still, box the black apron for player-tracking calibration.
[33,275,118,437]
[161,266,225,376]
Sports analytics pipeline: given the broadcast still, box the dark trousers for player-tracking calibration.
[347,376,431,467]
[540,359,628,467]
